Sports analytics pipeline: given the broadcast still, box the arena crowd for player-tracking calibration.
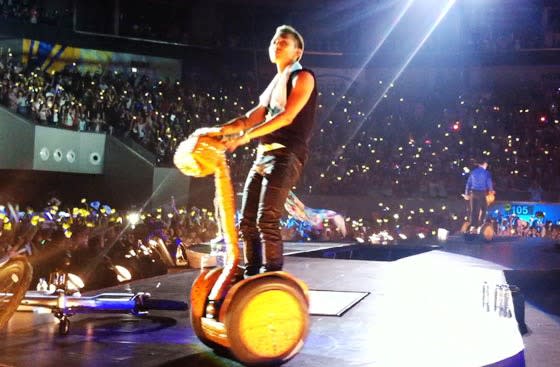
[2,51,560,200]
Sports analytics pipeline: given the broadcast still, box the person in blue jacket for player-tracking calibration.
[465,159,495,232]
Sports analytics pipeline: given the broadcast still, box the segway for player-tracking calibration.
[174,131,310,366]
[461,220,495,242]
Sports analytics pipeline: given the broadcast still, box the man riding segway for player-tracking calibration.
[463,158,495,241]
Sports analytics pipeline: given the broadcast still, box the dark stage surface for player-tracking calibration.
[1,236,559,366]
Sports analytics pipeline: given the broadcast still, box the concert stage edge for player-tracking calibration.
[1,237,552,366]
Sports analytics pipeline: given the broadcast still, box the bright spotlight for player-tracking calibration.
[115,265,132,282]
[126,212,141,228]
[437,228,449,241]
[67,273,85,290]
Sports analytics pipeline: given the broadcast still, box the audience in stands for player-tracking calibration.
[2,49,560,201]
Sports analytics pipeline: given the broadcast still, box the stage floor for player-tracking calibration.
[1,236,559,366]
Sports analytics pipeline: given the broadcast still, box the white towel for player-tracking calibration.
[258,61,302,117]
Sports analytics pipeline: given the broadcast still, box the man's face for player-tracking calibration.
[268,33,302,64]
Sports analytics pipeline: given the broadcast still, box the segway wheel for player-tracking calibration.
[0,256,33,329]
[481,224,494,242]
[58,316,70,336]
[225,277,309,366]
[190,267,226,350]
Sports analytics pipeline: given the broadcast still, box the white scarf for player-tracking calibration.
[259,61,302,117]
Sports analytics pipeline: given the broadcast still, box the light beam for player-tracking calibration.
[335,0,457,156]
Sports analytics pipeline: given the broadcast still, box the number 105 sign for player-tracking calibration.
[509,205,533,216]
[490,201,560,222]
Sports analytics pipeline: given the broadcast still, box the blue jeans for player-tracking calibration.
[239,149,303,275]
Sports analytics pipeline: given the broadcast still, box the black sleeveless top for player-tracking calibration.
[260,68,317,164]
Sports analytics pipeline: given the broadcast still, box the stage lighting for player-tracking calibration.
[53,149,63,162]
[114,265,132,282]
[66,150,76,163]
[126,212,141,228]
[369,234,380,244]
[437,228,449,241]
[89,152,101,165]
[39,147,49,161]
[67,273,85,291]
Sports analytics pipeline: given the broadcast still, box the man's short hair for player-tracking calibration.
[275,25,304,52]
[477,157,488,165]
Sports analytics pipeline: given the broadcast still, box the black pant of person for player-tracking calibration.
[239,149,303,276]
[468,190,488,228]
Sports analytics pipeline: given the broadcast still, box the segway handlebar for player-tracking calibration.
[173,131,240,304]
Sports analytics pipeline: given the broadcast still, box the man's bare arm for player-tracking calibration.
[219,105,267,135]
[223,71,314,151]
